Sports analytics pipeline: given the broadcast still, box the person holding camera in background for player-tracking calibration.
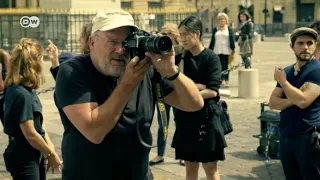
[149,23,186,166]
[54,10,203,180]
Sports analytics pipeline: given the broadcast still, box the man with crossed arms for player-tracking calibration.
[269,27,320,180]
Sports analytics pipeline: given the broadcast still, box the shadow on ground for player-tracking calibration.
[226,162,285,180]
[228,151,285,180]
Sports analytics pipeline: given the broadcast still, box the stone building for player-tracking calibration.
[1,0,320,41]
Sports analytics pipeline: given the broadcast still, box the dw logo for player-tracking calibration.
[20,16,40,28]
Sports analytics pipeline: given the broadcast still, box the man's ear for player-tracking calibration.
[88,36,95,51]
[290,43,293,49]
[196,30,201,39]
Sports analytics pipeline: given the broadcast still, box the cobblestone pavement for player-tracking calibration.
[0,36,292,179]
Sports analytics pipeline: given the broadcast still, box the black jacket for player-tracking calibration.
[239,21,254,40]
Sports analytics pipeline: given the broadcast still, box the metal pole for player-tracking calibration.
[264,0,267,34]
[195,0,198,13]
[210,0,213,32]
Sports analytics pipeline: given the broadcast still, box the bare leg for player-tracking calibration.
[185,161,200,180]
[202,161,220,180]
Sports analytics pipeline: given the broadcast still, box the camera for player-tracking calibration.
[123,30,172,60]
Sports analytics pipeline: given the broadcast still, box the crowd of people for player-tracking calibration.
[0,8,319,180]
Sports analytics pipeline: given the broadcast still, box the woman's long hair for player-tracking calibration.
[4,38,44,89]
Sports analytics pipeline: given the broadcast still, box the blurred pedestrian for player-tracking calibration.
[209,13,235,87]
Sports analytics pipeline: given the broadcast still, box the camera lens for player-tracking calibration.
[141,36,172,54]
[155,36,172,53]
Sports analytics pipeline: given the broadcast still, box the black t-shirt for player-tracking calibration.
[183,48,221,93]
[54,54,173,179]
[3,85,45,154]
[276,60,320,136]
[49,66,59,80]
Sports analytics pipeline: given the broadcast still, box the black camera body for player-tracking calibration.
[123,30,172,60]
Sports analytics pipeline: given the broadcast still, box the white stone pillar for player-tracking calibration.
[238,69,259,98]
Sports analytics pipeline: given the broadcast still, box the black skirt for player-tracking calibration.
[175,148,225,163]
[172,101,227,162]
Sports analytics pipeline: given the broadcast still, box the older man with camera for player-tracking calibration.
[54,10,203,180]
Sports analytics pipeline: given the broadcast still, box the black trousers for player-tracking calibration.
[218,54,229,81]
[280,132,320,180]
[3,141,46,180]
[241,56,251,69]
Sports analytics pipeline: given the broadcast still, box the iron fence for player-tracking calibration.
[257,22,313,36]
[0,8,197,54]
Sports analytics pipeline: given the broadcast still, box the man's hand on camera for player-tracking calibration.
[119,56,151,88]
[145,50,177,77]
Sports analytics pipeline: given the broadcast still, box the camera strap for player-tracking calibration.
[153,69,169,142]
[150,51,186,143]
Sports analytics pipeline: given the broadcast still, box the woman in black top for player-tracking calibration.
[172,16,227,180]
[3,38,62,179]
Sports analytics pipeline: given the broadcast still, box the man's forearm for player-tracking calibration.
[280,81,305,106]
[171,73,204,111]
[200,89,217,99]
[269,96,293,110]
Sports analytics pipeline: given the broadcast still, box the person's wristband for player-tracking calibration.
[166,71,180,81]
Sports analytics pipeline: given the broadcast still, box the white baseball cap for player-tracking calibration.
[91,10,138,35]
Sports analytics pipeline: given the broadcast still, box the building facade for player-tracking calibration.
[1,0,320,49]
[120,0,320,34]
